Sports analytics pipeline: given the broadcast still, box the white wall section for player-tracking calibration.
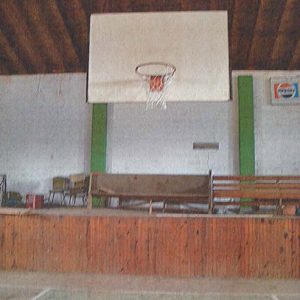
[0,73,90,196]
[253,71,300,175]
[2,70,299,199]
[106,101,238,175]
[233,71,300,175]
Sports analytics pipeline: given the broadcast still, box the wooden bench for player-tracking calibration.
[213,175,300,214]
[88,171,212,214]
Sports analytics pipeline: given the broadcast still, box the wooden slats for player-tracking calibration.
[92,192,208,201]
[227,0,235,31]
[39,0,81,72]
[270,0,300,69]
[247,0,286,69]
[91,0,110,13]
[0,63,8,74]
[0,29,27,74]
[20,0,65,73]
[214,189,300,200]
[107,0,136,12]
[214,183,300,190]
[214,200,300,206]
[289,39,300,70]
[214,175,300,181]
[55,0,89,70]
[0,0,47,73]
[209,0,230,10]
[89,172,211,212]
[180,0,210,10]
[0,213,299,278]
[91,173,210,194]
[91,173,210,195]
[213,175,300,210]
[230,0,260,69]
[0,0,299,74]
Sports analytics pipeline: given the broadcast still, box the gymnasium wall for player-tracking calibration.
[106,101,239,175]
[233,71,300,175]
[2,70,299,198]
[107,71,300,177]
[0,73,90,196]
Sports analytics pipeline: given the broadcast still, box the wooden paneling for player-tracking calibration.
[289,39,300,70]
[0,213,299,278]
[89,173,212,211]
[247,0,286,69]
[38,0,81,73]
[270,0,300,70]
[55,0,89,70]
[0,30,27,74]
[91,173,210,195]
[0,0,299,74]
[230,0,260,70]
[180,0,210,11]
[0,0,46,73]
[20,0,65,73]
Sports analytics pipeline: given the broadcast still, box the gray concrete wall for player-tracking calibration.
[0,73,90,195]
[2,70,299,199]
[252,71,300,174]
[108,71,300,177]
[233,71,300,175]
[106,101,238,175]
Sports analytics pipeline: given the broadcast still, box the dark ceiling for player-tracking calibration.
[0,0,299,75]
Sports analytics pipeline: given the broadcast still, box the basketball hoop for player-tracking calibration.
[135,62,176,109]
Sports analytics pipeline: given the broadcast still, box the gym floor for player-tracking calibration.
[0,271,299,300]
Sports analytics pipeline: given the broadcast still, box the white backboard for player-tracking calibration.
[88,11,230,103]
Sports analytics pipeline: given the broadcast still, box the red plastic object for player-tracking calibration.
[25,194,44,209]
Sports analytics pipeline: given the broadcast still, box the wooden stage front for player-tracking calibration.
[0,208,299,278]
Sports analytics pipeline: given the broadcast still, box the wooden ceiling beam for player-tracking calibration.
[0,29,27,74]
[227,0,235,33]
[98,0,182,13]
[270,0,300,70]
[288,39,300,70]
[78,0,90,20]
[106,0,133,12]
[91,0,110,13]
[0,0,47,73]
[247,0,286,69]
[208,0,234,73]
[39,0,81,72]
[0,60,9,74]
[180,0,210,10]
[209,0,230,10]
[20,0,65,73]
[55,0,89,71]
[0,0,298,74]
[230,0,260,69]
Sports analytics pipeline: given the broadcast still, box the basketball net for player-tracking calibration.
[136,62,176,110]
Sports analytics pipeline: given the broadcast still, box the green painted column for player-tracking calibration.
[238,76,255,207]
[238,75,255,175]
[90,104,107,207]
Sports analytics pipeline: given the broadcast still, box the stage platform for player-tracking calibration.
[0,208,299,278]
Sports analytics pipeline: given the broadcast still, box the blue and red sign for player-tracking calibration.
[271,77,300,104]
[274,82,299,99]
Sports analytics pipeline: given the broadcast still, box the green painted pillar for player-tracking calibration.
[238,76,255,207]
[90,104,107,207]
[238,75,255,176]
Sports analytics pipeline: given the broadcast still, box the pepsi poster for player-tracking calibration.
[271,77,300,105]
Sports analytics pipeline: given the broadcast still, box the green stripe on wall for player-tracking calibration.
[238,75,255,176]
[90,104,107,207]
[238,76,255,208]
